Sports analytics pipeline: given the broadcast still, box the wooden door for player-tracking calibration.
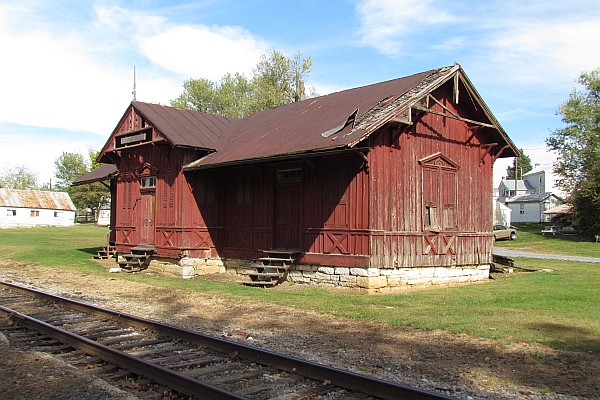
[140,192,155,245]
[273,182,302,250]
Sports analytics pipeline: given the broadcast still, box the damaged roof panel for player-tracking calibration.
[186,67,443,169]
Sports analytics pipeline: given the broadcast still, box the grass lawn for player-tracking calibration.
[0,224,599,353]
[494,222,600,258]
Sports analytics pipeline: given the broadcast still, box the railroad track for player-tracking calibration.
[0,280,456,400]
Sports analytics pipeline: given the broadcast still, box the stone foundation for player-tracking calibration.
[147,257,226,279]
[287,264,490,293]
[145,256,489,292]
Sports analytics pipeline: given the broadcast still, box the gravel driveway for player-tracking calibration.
[493,248,600,263]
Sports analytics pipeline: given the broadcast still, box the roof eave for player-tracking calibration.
[183,145,368,172]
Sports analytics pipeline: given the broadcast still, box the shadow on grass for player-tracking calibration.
[77,247,103,256]
[529,321,600,353]
[102,278,600,399]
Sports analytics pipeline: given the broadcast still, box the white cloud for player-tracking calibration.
[0,2,274,182]
[356,0,460,55]
[138,24,269,81]
[0,128,105,185]
[0,3,272,136]
[482,18,600,88]
[355,0,600,94]
[432,37,467,53]
[0,7,153,135]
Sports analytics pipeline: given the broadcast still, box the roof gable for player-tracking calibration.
[499,179,531,191]
[99,102,235,162]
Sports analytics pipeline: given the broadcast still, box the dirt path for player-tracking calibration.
[0,259,597,399]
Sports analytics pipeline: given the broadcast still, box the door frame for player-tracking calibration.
[139,178,156,245]
[272,165,303,250]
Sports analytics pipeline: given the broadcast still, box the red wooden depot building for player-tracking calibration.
[81,65,518,291]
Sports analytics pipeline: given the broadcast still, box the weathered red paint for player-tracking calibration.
[87,65,517,271]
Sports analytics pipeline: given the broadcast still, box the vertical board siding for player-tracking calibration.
[302,155,369,256]
[369,82,494,269]
[112,78,496,269]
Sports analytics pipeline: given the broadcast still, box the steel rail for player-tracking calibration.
[0,304,248,400]
[0,280,456,400]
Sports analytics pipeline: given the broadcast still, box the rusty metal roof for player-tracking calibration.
[132,101,234,150]
[99,65,517,171]
[72,164,118,186]
[0,189,76,211]
[185,67,447,169]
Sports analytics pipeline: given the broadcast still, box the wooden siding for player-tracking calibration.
[368,82,494,268]
[302,155,369,258]
[113,131,189,256]
[218,156,370,264]
[111,78,497,270]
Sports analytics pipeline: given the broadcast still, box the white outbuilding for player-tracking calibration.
[0,188,76,228]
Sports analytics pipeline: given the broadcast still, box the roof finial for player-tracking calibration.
[132,66,137,101]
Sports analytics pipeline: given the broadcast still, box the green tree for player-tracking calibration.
[546,68,600,235]
[171,50,313,117]
[54,152,88,191]
[251,50,313,110]
[0,165,39,189]
[53,151,110,216]
[506,149,533,180]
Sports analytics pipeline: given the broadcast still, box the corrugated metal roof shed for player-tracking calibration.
[0,189,76,211]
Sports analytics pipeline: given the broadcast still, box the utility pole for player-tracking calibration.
[132,66,137,101]
[514,156,519,195]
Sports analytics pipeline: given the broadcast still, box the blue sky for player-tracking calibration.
[1,0,599,187]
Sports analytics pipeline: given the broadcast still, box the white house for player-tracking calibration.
[493,200,512,227]
[0,188,76,228]
[497,166,564,223]
[505,192,563,223]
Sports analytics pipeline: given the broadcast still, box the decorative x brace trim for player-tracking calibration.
[193,231,213,248]
[326,233,348,254]
[440,235,456,255]
[122,229,132,244]
[161,231,175,247]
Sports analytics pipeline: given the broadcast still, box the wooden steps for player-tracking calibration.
[243,250,298,287]
[117,245,155,272]
[93,245,116,260]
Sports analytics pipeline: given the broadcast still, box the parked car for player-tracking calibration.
[493,224,517,241]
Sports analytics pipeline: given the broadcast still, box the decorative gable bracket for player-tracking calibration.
[411,93,497,130]
[418,152,460,171]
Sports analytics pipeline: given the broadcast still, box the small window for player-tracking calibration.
[54,211,62,218]
[425,204,438,229]
[519,204,525,214]
[276,169,302,183]
[30,210,40,217]
[7,209,16,216]
[140,176,156,188]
